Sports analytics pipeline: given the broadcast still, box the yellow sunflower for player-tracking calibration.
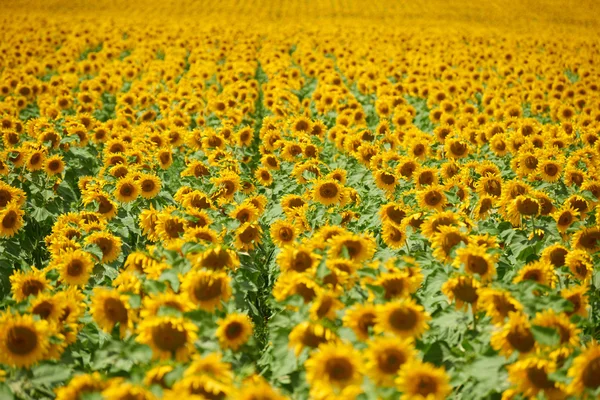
[85,231,122,263]
[0,312,51,368]
[310,291,344,320]
[571,226,600,253]
[270,219,300,248]
[312,179,343,206]
[305,342,363,400]
[288,321,337,356]
[90,288,134,337]
[277,245,320,273]
[29,292,66,323]
[430,225,469,262]
[381,222,407,249]
[10,266,51,302]
[136,316,198,361]
[532,309,580,349]
[490,312,537,357]
[441,275,481,311]
[365,336,416,387]
[191,246,239,271]
[513,261,557,288]
[561,285,589,317]
[230,203,259,224]
[180,269,231,311]
[216,313,253,351]
[0,202,24,237]
[144,365,174,388]
[55,372,107,400]
[552,205,579,233]
[567,343,600,397]
[327,232,376,263]
[565,249,593,282]
[102,380,156,400]
[59,249,94,286]
[139,291,195,320]
[478,288,523,325]
[234,222,263,251]
[342,303,378,342]
[507,357,564,400]
[396,360,451,400]
[541,244,569,269]
[453,244,497,282]
[138,173,162,199]
[416,185,447,211]
[374,298,430,339]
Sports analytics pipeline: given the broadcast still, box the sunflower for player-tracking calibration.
[327,232,376,263]
[552,205,579,233]
[280,194,307,214]
[396,361,451,400]
[513,261,557,288]
[138,173,162,199]
[216,313,253,351]
[136,316,198,361]
[255,167,273,186]
[478,288,523,325]
[538,159,563,182]
[421,210,464,239]
[277,245,320,273]
[180,269,231,311]
[365,336,415,387]
[416,186,447,211]
[170,374,232,399]
[83,192,118,220]
[270,219,299,248]
[0,312,51,368]
[288,321,338,356]
[192,246,239,271]
[140,292,195,320]
[375,298,430,339]
[211,171,240,203]
[90,288,134,337]
[184,352,233,383]
[374,270,420,300]
[85,231,122,263]
[441,275,481,311]
[102,381,156,400]
[506,195,540,226]
[305,342,363,400]
[565,249,593,281]
[234,222,262,251]
[155,213,186,241]
[374,169,398,193]
[453,245,496,281]
[532,309,580,349]
[571,226,600,253]
[272,272,321,303]
[44,154,65,175]
[342,303,378,341]
[29,292,66,323]
[541,244,569,268]
[312,179,343,206]
[10,267,50,302]
[230,203,259,224]
[507,357,564,400]
[491,312,537,356]
[0,202,24,237]
[238,377,287,400]
[310,291,344,320]
[183,226,219,244]
[379,202,407,227]
[430,225,469,262]
[567,343,600,396]
[144,365,174,388]
[561,285,589,317]
[59,249,94,286]
[55,373,107,400]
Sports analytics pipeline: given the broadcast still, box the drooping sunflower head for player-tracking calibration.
[532,309,580,349]
[567,343,600,396]
[90,287,134,337]
[234,222,263,251]
[490,312,537,357]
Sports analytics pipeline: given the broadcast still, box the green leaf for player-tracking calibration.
[531,325,561,346]
[159,268,180,292]
[31,364,72,385]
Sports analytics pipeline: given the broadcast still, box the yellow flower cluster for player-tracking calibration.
[1,0,600,399]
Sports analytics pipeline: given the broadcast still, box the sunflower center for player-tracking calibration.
[507,327,535,353]
[225,321,243,340]
[468,255,488,275]
[492,295,517,319]
[201,251,229,270]
[400,162,416,177]
[413,144,425,156]
[544,164,558,176]
[424,191,442,206]
[292,252,313,272]
[416,375,438,396]
[94,237,114,259]
[279,227,293,242]
[381,173,395,185]
[142,180,156,193]
[526,367,554,389]
[33,301,54,320]
[383,277,404,300]
[484,179,501,196]
[418,171,434,186]
[0,189,12,207]
[67,259,84,277]
[103,298,128,324]
[389,308,417,331]
[450,141,467,156]
[22,279,44,297]
[378,349,406,374]
[239,225,258,243]
[566,294,581,316]
[325,357,354,382]
[30,153,41,165]
[522,269,542,282]
[48,160,61,171]
[517,198,538,215]
[319,183,339,199]
[580,231,600,250]
[287,198,305,208]
[194,164,209,177]
[454,282,478,303]
[524,156,538,170]
[194,280,222,301]
[357,312,376,336]
[98,197,114,214]
[152,322,186,352]
[302,327,328,348]
[296,282,316,303]
[582,357,600,388]
[2,210,17,228]
[7,326,38,355]
[479,198,493,214]
[387,226,404,242]
[295,120,309,132]
[386,207,405,224]
[165,219,184,238]
[558,213,572,226]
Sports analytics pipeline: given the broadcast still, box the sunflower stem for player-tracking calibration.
[471,304,478,332]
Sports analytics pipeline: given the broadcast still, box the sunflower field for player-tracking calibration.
[1,0,600,399]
